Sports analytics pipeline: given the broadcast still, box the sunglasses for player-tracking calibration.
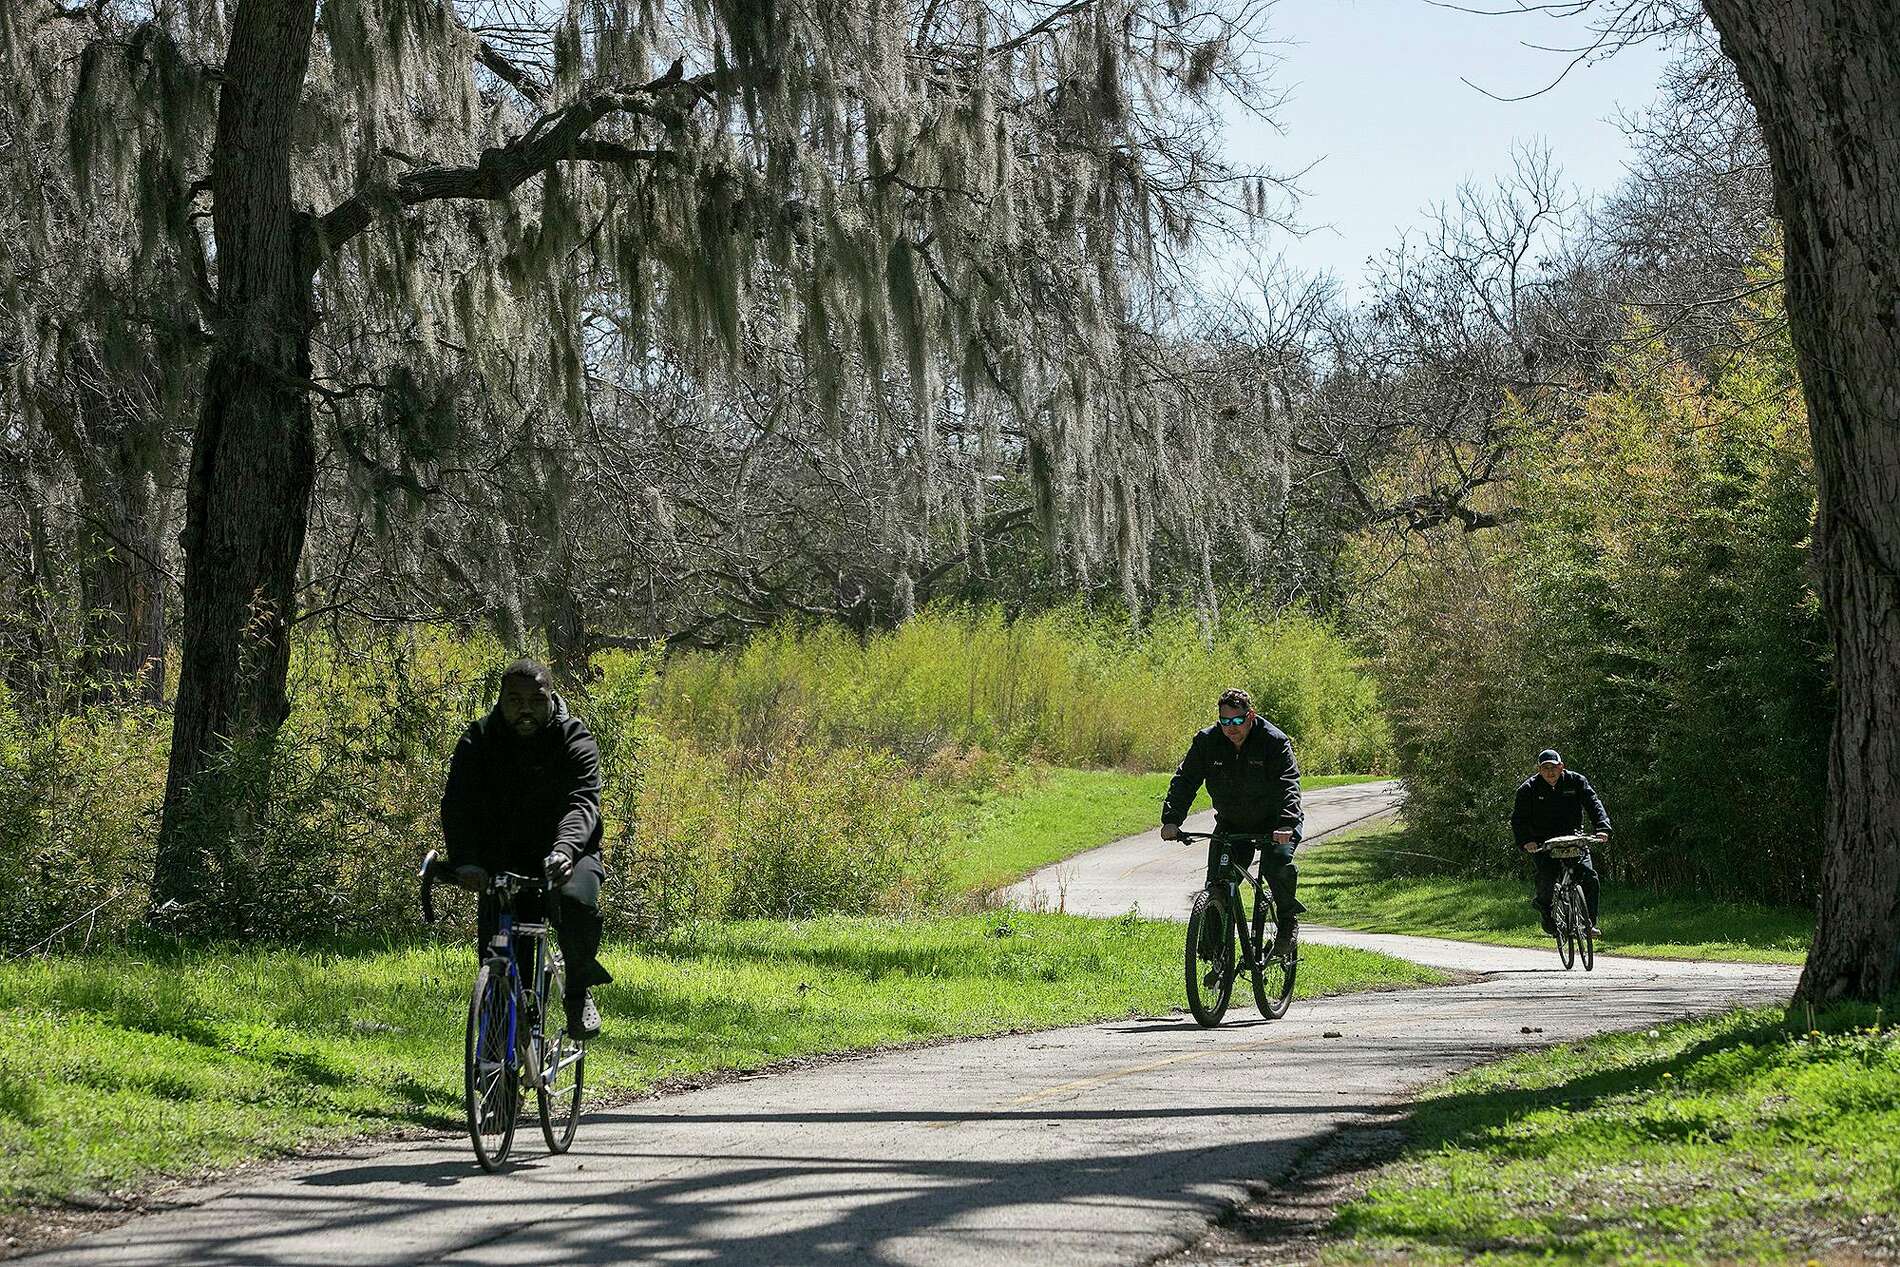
[1216,715,1249,728]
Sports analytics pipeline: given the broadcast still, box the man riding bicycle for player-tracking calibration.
[1512,748,1611,939]
[441,659,612,1039]
[1160,688,1305,952]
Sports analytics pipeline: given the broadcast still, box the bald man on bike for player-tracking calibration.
[1512,748,1611,939]
[441,659,612,1039]
[1160,688,1306,952]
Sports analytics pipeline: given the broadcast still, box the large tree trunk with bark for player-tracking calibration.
[34,345,172,703]
[75,447,168,703]
[1701,0,1900,1002]
[152,0,320,913]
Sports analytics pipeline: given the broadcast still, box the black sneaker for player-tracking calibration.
[1274,920,1299,961]
[1540,913,1559,937]
[565,990,601,1040]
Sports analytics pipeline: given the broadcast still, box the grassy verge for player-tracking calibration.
[1319,1003,1900,1264]
[0,913,1445,1209]
[947,769,1385,892]
[1303,818,1812,964]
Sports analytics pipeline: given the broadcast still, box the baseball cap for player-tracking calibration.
[1537,748,1562,765]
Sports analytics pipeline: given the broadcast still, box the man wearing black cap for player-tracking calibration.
[441,658,612,1038]
[1160,688,1306,953]
[1511,748,1611,937]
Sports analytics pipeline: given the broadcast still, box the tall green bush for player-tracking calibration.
[1355,302,1830,904]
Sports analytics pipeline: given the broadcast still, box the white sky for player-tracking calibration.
[1227,0,1676,295]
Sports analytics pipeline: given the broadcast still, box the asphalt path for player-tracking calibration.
[30,783,1799,1266]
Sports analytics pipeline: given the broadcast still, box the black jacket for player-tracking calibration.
[441,694,604,875]
[1161,718,1304,840]
[1511,770,1611,847]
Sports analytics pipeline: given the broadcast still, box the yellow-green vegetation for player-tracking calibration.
[658,600,1389,774]
[1321,1004,1900,1264]
[946,769,1384,893]
[1,602,1388,951]
[0,915,1447,1208]
[1303,819,1812,964]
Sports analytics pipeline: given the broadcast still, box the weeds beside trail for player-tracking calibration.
[0,916,1445,1210]
[1317,1004,1900,1265]
[1303,818,1812,964]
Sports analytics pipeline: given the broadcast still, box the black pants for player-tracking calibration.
[1205,838,1305,928]
[1533,853,1600,923]
[476,855,613,998]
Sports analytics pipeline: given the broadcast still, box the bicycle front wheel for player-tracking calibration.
[1577,904,1596,972]
[537,955,586,1154]
[1554,889,1577,971]
[466,961,519,1171]
[1185,890,1235,1027]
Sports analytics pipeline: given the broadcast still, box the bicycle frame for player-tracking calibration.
[421,855,578,1093]
[1182,831,1279,973]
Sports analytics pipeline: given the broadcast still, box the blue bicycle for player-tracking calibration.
[421,850,586,1170]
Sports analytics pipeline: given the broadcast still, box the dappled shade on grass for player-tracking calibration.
[0,915,1445,1208]
[1324,1003,1900,1264]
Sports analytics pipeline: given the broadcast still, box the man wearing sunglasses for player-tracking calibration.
[1160,688,1305,952]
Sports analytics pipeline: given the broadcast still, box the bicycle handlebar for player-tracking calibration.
[418,850,552,924]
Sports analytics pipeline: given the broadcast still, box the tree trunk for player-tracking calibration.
[152,0,320,912]
[75,459,168,704]
[1701,0,1900,1002]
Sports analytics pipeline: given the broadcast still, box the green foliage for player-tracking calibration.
[1354,302,1829,904]
[1323,1004,1900,1264]
[656,599,1390,775]
[0,684,166,954]
[0,916,1447,1207]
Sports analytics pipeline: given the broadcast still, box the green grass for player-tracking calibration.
[945,769,1385,892]
[1302,818,1812,964]
[1320,1003,1900,1264]
[0,913,1445,1208]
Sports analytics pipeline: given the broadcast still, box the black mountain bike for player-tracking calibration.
[420,850,586,1170]
[1535,834,1598,972]
[1178,831,1297,1025]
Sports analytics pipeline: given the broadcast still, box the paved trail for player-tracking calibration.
[31,784,1797,1266]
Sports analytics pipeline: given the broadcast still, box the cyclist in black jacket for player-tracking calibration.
[1160,688,1306,950]
[1511,748,1611,938]
[441,659,612,1038]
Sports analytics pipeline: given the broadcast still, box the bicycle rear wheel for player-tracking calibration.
[1554,889,1577,970]
[466,961,519,1171]
[1185,890,1235,1027]
[537,954,586,1154]
[1249,893,1296,1019]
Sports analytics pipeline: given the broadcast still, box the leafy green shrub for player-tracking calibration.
[0,685,166,951]
[1354,302,1829,904]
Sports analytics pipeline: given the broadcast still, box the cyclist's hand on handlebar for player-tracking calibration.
[544,850,575,887]
[1522,840,1541,853]
[1272,829,1294,845]
[1160,822,1182,842]
[452,864,487,890]
[1593,832,1610,843]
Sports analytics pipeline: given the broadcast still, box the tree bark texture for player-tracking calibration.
[1702,0,1900,1002]
[35,344,171,702]
[153,0,320,910]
